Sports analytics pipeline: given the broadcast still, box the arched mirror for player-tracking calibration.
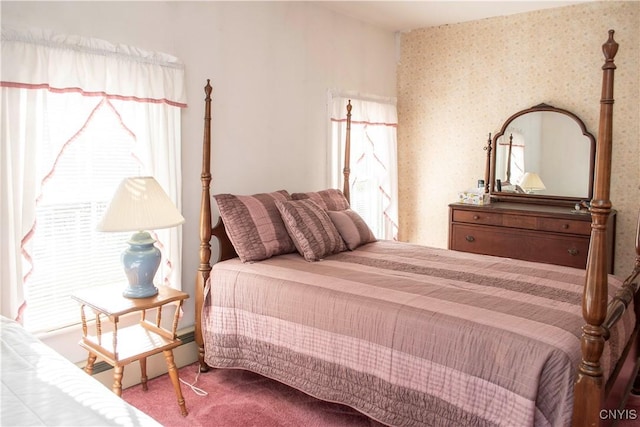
[489,103,595,205]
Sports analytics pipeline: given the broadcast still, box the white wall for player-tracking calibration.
[2,1,397,360]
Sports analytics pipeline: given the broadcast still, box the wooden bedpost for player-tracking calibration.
[195,80,213,373]
[483,133,491,193]
[572,30,618,427]
[343,100,352,203]
[632,211,640,395]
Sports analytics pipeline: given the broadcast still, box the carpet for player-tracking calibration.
[122,362,640,426]
[121,362,383,427]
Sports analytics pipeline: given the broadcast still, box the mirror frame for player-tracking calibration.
[488,103,596,206]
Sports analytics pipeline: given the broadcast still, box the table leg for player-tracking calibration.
[163,349,188,416]
[140,357,148,391]
[113,365,124,397]
[84,353,97,375]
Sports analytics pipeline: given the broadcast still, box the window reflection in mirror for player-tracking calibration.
[493,111,593,199]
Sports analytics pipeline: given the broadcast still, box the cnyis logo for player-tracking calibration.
[599,409,638,420]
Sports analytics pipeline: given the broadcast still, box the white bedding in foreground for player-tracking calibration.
[1,316,160,427]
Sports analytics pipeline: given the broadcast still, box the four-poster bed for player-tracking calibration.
[194,31,640,426]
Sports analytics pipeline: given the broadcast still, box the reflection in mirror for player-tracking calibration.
[491,105,595,204]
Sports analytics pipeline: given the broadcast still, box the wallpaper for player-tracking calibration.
[397,1,639,275]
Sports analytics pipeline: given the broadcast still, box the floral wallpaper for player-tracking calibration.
[397,1,639,275]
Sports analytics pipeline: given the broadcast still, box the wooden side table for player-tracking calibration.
[71,285,189,416]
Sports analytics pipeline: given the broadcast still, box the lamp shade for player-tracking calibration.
[519,172,546,192]
[97,176,185,232]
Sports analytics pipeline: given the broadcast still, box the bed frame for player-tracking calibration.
[195,30,640,426]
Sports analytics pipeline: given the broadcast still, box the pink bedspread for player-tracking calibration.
[202,240,635,426]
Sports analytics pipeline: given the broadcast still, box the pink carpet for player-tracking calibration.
[123,362,640,426]
[121,362,383,427]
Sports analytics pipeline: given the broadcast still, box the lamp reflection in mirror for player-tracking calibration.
[519,172,546,194]
[97,177,185,298]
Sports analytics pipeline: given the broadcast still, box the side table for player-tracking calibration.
[71,284,189,416]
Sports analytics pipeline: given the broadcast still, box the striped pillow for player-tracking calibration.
[214,190,296,262]
[291,189,350,211]
[327,209,377,250]
[276,199,347,261]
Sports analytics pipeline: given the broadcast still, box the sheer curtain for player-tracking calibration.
[1,27,187,326]
[329,93,398,240]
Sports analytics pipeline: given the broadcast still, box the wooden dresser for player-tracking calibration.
[448,202,616,273]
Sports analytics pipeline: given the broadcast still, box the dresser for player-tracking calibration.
[448,202,616,273]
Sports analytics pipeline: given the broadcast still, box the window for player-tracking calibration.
[497,132,525,187]
[329,93,398,240]
[1,27,186,333]
[25,95,145,332]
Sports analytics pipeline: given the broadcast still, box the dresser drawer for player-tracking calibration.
[450,224,590,269]
[451,206,591,234]
[537,217,591,235]
[452,207,549,231]
[451,209,503,226]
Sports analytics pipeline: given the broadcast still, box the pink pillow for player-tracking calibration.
[214,190,296,262]
[327,209,376,250]
[276,199,347,261]
[291,189,350,211]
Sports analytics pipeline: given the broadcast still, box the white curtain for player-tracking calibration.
[329,93,398,240]
[0,27,186,321]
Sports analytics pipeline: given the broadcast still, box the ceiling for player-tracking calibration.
[313,1,589,32]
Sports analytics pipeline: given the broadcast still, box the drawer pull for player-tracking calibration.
[473,215,480,220]
[567,248,579,256]
[465,235,475,243]
[562,224,569,229]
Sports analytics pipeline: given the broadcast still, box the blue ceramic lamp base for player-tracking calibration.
[122,231,160,298]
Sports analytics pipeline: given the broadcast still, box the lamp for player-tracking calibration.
[97,177,185,298]
[519,172,546,194]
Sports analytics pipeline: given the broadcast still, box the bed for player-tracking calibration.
[194,31,640,426]
[0,315,161,427]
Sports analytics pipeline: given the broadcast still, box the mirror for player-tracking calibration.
[489,103,595,205]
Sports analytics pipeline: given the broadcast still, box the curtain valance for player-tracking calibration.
[1,27,187,107]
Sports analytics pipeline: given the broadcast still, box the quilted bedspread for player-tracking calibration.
[202,240,634,427]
